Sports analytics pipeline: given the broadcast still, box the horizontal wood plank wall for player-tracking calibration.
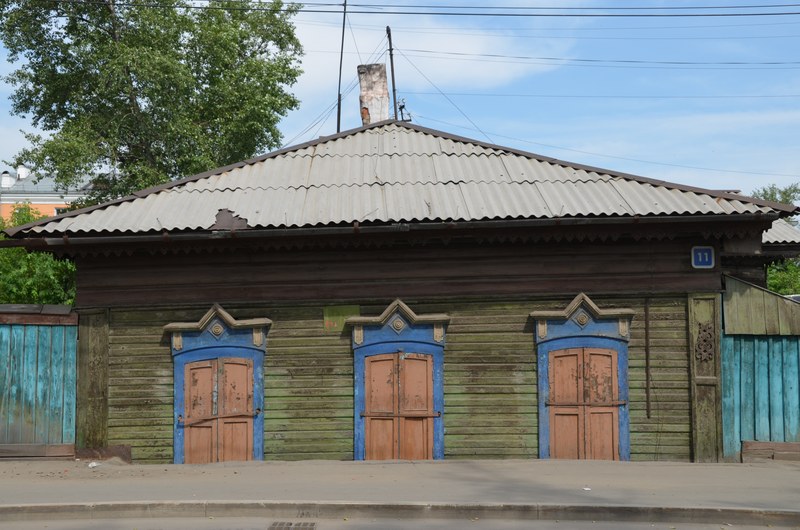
[106,309,174,463]
[262,306,353,461]
[101,297,691,463]
[628,298,692,461]
[75,240,720,308]
[104,306,354,463]
[423,301,537,459]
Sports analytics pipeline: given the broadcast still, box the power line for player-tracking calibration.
[414,114,800,179]
[402,48,800,67]
[48,1,800,17]
[295,19,800,40]
[397,50,800,70]
[295,16,800,32]
[404,91,800,100]
[396,49,493,143]
[324,2,800,11]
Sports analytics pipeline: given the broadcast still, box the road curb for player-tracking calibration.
[1,501,799,526]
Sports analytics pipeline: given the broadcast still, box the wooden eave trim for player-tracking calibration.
[530,292,636,321]
[163,303,272,333]
[5,212,779,253]
[346,298,450,327]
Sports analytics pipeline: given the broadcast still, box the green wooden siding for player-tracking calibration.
[628,298,692,461]
[0,323,77,447]
[101,297,691,464]
[723,276,800,335]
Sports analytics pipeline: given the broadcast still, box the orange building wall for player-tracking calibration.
[1,201,70,221]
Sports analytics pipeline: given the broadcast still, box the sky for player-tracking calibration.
[2,1,800,197]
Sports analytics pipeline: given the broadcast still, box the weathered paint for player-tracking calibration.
[533,295,632,461]
[92,296,689,464]
[723,276,800,335]
[350,305,445,460]
[0,323,77,448]
[168,311,266,464]
[722,334,800,460]
[687,294,722,463]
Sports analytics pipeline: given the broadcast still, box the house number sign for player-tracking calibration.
[691,246,715,269]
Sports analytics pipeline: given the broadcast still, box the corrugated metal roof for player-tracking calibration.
[763,218,800,244]
[7,121,795,237]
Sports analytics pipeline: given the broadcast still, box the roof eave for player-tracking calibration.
[2,212,779,249]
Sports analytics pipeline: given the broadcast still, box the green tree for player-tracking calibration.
[0,204,76,304]
[751,183,800,206]
[752,183,800,294]
[0,0,302,204]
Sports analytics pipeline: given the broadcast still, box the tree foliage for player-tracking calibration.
[752,182,800,295]
[0,0,302,204]
[0,204,76,304]
[751,183,800,206]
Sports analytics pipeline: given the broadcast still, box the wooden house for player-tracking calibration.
[3,121,799,464]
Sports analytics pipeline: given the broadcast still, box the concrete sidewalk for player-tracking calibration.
[0,459,798,525]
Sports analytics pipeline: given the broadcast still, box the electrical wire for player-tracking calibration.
[396,48,493,143]
[48,1,800,17]
[414,114,800,178]
[401,48,800,67]
[397,50,800,70]
[297,21,800,40]
[404,91,800,100]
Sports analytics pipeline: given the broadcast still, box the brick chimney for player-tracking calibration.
[357,64,390,125]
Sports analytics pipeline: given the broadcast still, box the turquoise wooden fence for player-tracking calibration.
[721,335,800,459]
[0,323,78,448]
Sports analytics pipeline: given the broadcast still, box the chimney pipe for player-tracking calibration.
[1,170,15,189]
[16,164,30,180]
[357,64,390,126]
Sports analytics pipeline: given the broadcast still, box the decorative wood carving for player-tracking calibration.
[538,321,547,340]
[618,319,629,337]
[252,328,263,346]
[433,323,444,343]
[354,325,364,345]
[391,317,406,333]
[695,322,715,362]
[173,332,182,351]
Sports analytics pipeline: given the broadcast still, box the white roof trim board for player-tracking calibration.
[7,121,795,237]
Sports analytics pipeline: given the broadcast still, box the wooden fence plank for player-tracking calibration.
[8,325,25,444]
[732,336,741,455]
[0,325,10,442]
[62,325,78,444]
[740,338,755,442]
[721,335,737,458]
[784,338,800,442]
[754,338,770,441]
[769,339,785,441]
[34,326,51,444]
[20,326,38,443]
[48,326,65,444]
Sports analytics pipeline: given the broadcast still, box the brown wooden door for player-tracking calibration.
[549,348,619,460]
[364,353,434,460]
[184,358,254,464]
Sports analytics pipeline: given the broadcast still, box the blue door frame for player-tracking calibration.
[531,294,633,460]
[347,300,449,460]
[164,305,271,464]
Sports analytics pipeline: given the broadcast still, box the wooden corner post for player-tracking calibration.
[75,309,109,450]
[688,294,723,462]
